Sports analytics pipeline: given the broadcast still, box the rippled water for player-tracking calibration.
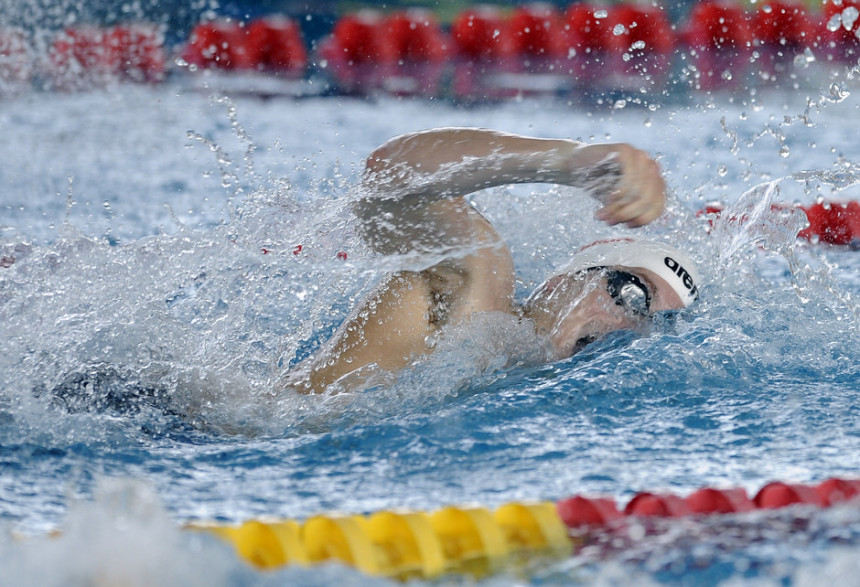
[1,70,860,585]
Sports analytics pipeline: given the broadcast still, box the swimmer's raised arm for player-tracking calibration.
[358,127,666,229]
[280,128,678,396]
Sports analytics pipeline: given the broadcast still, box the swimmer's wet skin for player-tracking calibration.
[279,127,701,395]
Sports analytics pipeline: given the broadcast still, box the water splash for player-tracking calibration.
[0,99,374,437]
[0,477,377,586]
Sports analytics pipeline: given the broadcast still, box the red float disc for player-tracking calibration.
[752,1,814,47]
[754,482,828,509]
[686,487,755,514]
[556,496,622,527]
[385,9,448,62]
[565,4,612,54]
[821,0,860,49]
[608,4,675,54]
[816,478,860,505]
[327,11,393,65]
[184,21,255,70]
[509,3,566,57]
[247,17,307,73]
[107,24,166,82]
[0,27,32,85]
[685,1,753,50]
[625,492,693,518]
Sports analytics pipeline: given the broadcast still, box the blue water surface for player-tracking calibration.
[1,77,860,586]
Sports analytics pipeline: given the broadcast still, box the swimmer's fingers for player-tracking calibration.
[598,191,665,227]
[597,174,665,226]
[586,144,666,227]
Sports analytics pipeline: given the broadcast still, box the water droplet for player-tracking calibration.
[718,165,728,177]
[613,24,626,36]
[842,6,859,30]
[594,10,608,18]
[779,145,791,158]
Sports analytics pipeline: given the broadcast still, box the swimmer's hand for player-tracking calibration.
[567,143,666,228]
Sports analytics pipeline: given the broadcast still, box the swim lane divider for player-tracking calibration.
[188,477,860,579]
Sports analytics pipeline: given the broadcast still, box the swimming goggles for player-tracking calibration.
[590,267,652,318]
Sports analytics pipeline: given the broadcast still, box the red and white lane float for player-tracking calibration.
[450,2,676,100]
[0,27,34,93]
[450,5,518,101]
[558,477,860,528]
[107,24,167,83]
[508,2,567,84]
[183,17,307,74]
[607,4,674,91]
[563,3,612,88]
[798,201,860,246]
[701,201,860,247]
[820,0,860,62]
[751,0,815,80]
[682,1,754,92]
[565,3,675,94]
[7,1,860,97]
[317,9,448,97]
[453,3,571,100]
[180,477,860,579]
[316,10,394,95]
[48,23,165,90]
[247,16,309,75]
[381,9,449,97]
[183,20,257,70]
[181,17,308,96]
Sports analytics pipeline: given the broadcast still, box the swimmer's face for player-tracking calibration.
[525,266,685,360]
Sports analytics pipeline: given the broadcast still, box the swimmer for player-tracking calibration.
[282,127,700,394]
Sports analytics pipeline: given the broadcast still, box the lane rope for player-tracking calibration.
[189,477,860,579]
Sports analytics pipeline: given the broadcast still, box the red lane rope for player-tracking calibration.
[700,202,860,247]
[3,1,859,92]
[557,477,860,529]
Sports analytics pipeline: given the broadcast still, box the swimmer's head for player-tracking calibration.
[558,238,700,307]
[523,239,701,359]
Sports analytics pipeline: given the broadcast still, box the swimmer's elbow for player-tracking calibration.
[365,134,411,176]
[362,144,406,197]
[364,147,391,175]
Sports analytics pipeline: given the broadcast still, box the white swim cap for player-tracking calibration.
[558,238,701,307]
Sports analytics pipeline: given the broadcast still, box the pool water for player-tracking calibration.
[1,71,860,585]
